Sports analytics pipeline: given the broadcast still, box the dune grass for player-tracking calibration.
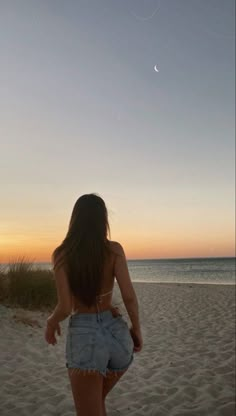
[0,259,57,310]
[0,265,7,301]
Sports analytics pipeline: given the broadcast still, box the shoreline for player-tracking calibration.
[131,280,236,286]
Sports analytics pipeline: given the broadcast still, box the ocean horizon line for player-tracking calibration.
[128,256,236,262]
[0,256,235,265]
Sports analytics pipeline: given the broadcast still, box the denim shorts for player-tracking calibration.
[66,310,134,376]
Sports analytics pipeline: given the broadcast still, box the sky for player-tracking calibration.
[0,0,235,262]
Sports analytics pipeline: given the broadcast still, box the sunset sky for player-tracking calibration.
[0,0,235,262]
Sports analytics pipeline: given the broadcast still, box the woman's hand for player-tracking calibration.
[45,318,61,345]
[130,326,143,353]
[110,305,122,318]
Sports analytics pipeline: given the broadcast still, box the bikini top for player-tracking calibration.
[96,290,113,304]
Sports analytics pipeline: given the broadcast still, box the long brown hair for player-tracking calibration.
[53,194,111,307]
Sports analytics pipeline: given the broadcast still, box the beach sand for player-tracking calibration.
[0,282,235,416]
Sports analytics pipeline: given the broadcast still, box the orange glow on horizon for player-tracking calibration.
[0,236,235,263]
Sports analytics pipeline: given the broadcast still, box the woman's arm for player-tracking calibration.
[114,242,141,331]
[47,262,72,327]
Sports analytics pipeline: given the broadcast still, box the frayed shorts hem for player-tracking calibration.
[66,354,134,377]
[66,366,107,377]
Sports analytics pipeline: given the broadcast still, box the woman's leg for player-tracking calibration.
[102,369,127,415]
[68,369,104,416]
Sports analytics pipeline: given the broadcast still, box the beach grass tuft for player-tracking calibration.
[0,258,56,310]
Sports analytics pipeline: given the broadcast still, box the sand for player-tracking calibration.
[0,282,235,416]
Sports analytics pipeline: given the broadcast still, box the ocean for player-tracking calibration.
[2,257,235,285]
[127,257,236,285]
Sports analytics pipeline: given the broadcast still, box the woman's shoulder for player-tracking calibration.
[108,240,125,256]
[51,247,66,270]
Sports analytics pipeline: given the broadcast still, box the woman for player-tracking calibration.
[45,193,143,416]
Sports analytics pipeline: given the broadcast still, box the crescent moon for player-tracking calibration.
[154,65,159,72]
[131,1,162,21]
